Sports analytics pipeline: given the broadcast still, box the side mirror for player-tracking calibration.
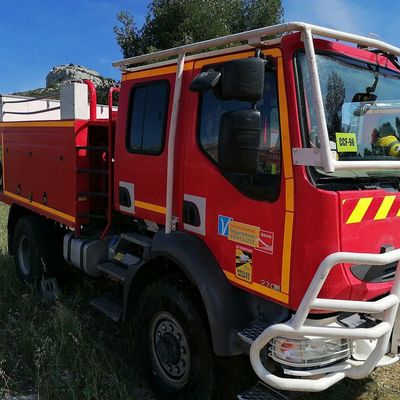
[189,70,221,92]
[218,109,261,173]
[219,57,265,102]
[189,56,268,102]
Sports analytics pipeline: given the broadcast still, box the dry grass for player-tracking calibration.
[0,202,399,399]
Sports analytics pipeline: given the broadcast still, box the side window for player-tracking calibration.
[127,81,169,154]
[198,67,281,201]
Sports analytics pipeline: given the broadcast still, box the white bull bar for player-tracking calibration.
[250,249,400,392]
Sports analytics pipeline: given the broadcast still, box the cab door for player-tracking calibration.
[114,71,174,225]
[182,49,294,306]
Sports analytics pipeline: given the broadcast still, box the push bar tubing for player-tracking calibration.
[292,249,400,329]
[249,249,400,391]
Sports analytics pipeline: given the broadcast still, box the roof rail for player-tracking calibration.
[113,21,400,70]
[113,21,400,234]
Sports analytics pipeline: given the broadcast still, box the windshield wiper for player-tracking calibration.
[370,49,400,71]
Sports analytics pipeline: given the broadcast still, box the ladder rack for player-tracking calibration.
[112,21,400,234]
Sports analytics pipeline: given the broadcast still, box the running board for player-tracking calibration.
[97,261,128,282]
[238,383,299,400]
[238,322,268,345]
[90,297,122,322]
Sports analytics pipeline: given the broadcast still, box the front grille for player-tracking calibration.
[351,262,396,283]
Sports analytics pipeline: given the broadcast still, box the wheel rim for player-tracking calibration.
[17,235,31,276]
[150,312,191,389]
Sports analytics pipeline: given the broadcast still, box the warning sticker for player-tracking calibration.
[228,221,260,247]
[235,246,253,283]
[256,230,274,254]
[336,132,358,153]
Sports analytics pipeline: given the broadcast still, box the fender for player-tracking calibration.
[125,230,250,356]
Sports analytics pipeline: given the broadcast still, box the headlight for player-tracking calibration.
[270,337,351,368]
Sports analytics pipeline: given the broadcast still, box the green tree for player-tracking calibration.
[114,0,283,58]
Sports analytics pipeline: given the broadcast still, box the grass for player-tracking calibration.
[0,204,153,400]
[0,202,399,399]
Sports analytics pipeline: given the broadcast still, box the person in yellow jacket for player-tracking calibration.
[372,122,400,157]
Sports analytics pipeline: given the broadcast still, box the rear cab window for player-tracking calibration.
[126,81,170,155]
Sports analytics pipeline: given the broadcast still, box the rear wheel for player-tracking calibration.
[134,278,217,399]
[13,215,59,284]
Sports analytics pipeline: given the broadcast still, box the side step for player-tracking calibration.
[238,322,268,345]
[238,383,299,400]
[97,261,128,282]
[90,297,122,322]
[121,232,152,248]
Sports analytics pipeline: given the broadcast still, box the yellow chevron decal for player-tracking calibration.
[374,195,396,220]
[346,197,373,224]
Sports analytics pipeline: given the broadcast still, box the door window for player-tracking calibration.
[127,81,169,155]
[198,68,281,201]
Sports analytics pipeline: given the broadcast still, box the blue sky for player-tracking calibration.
[0,0,399,94]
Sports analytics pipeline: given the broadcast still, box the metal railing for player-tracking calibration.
[113,21,400,233]
[2,92,61,118]
[250,249,400,392]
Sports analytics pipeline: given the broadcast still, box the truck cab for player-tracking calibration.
[1,22,400,399]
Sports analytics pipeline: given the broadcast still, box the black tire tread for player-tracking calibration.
[134,276,216,400]
[13,215,61,284]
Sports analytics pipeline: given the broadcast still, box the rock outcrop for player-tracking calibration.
[13,64,117,104]
[46,64,115,89]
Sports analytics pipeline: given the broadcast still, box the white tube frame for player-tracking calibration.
[250,249,400,392]
[114,21,400,231]
[165,53,185,234]
[114,22,400,230]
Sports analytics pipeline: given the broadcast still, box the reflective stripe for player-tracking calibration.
[134,200,166,215]
[223,270,289,303]
[374,195,396,220]
[4,190,75,223]
[346,197,373,224]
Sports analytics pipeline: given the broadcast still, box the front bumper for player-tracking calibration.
[250,249,400,392]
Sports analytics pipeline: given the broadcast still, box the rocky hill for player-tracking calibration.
[14,64,118,105]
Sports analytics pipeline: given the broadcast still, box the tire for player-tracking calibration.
[134,278,217,400]
[13,215,59,285]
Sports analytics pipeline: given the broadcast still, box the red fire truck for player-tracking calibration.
[1,21,400,399]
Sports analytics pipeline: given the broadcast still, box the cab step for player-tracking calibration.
[97,261,128,282]
[238,322,268,345]
[238,383,298,400]
[121,232,152,248]
[90,296,122,322]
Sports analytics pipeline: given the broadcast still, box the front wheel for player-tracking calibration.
[134,278,217,399]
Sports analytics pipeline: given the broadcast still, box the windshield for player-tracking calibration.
[296,52,400,178]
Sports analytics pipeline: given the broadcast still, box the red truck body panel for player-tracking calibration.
[1,120,110,227]
[1,33,400,311]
